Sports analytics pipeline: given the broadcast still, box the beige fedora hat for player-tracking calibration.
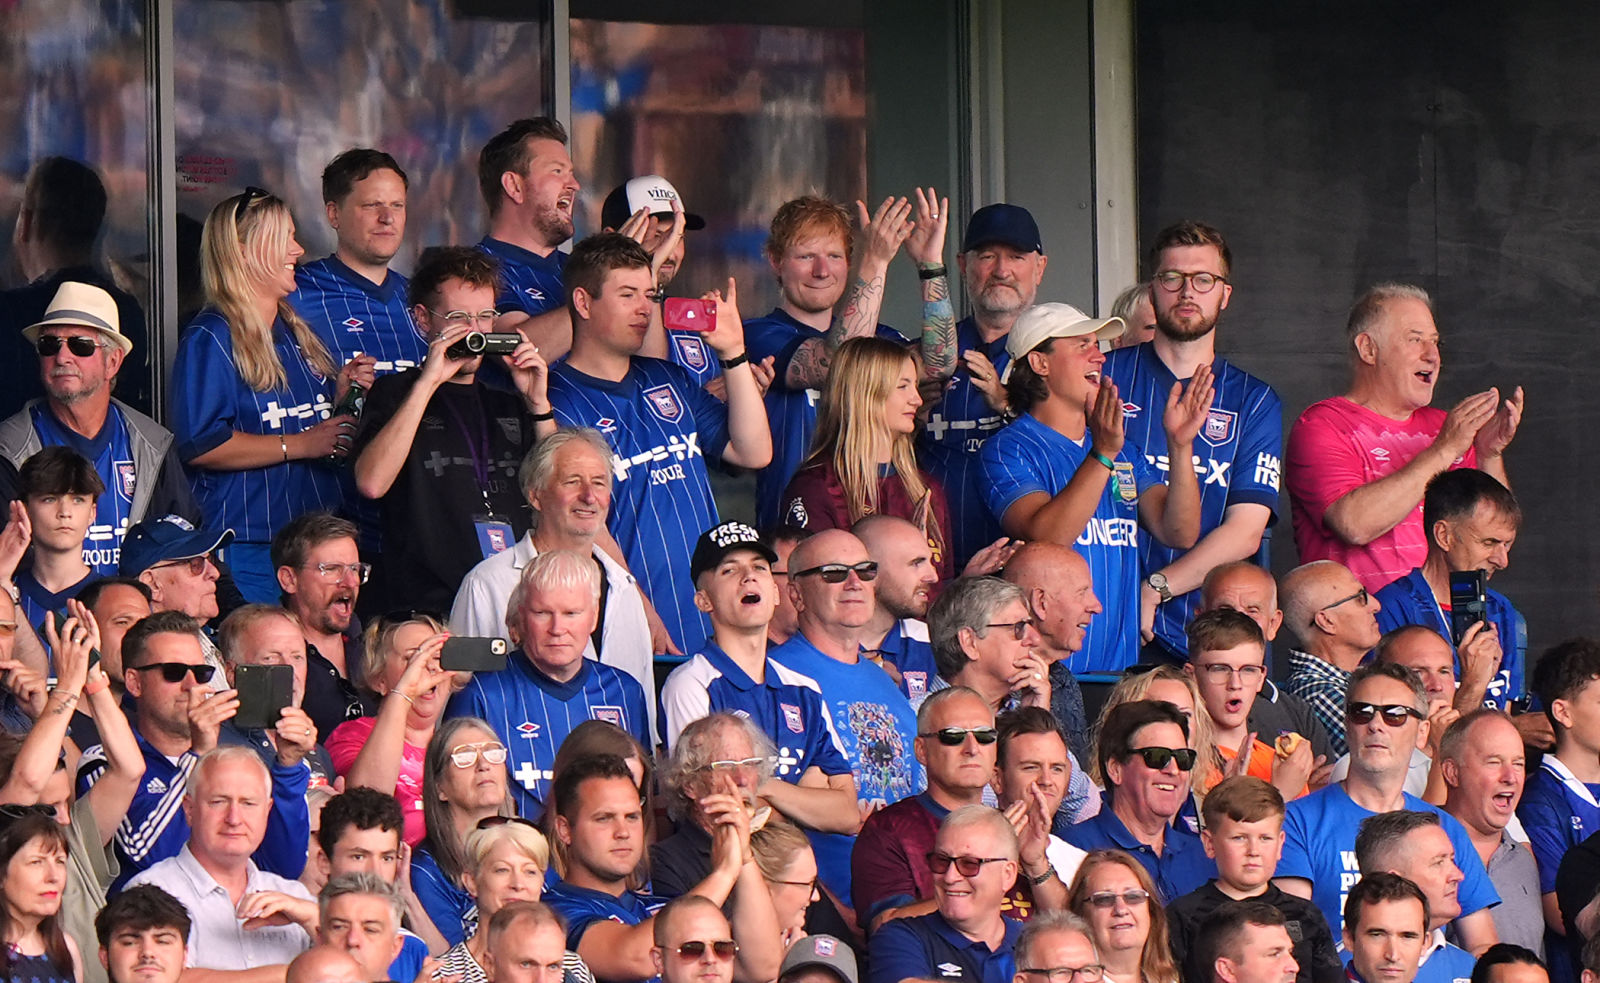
[22,281,133,354]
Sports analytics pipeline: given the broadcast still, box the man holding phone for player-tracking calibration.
[1374,469,1531,716]
[217,603,334,788]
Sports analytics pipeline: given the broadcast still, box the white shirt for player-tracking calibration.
[128,844,313,970]
[449,532,656,736]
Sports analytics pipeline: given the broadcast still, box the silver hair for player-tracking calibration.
[928,576,1026,680]
[1015,910,1099,969]
[915,684,989,733]
[517,426,614,502]
[505,548,601,629]
[1346,282,1434,347]
[939,804,1019,861]
[318,871,405,930]
[660,712,776,822]
[186,745,271,801]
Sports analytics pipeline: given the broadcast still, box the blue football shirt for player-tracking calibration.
[170,312,346,543]
[1103,343,1283,656]
[446,654,650,821]
[29,403,137,574]
[477,237,567,317]
[544,880,667,983]
[291,256,427,375]
[917,317,1012,567]
[665,330,721,389]
[1373,568,1527,708]
[979,413,1163,672]
[546,357,730,655]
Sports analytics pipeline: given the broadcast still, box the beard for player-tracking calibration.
[1155,303,1220,342]
[533,201,575,246]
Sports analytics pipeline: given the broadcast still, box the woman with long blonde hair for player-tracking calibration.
[170,187,375,599]
[779,336,952,577]
[1093,663,1221,798]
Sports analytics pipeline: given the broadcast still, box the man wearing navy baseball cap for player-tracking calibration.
[121,513,234,626]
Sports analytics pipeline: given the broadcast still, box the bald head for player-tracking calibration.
[788,529,875,637]
[1200,561,1282,642]
[788,528,868,575]
[855,515,938,620]
[1002,542,1098,658]
[287,946,367,983]
[853,514,922,554]
[1003,541,1086,588]
[1281,560,1381,658]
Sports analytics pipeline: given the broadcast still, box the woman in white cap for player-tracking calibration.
[169,187,376,601]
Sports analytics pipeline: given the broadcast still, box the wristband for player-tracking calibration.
[84,676,109,696]
[280,433,289,462]
[1028,864,1056,886]
[1090,451,1116,472]
[917,265,947,280]
[719,351,749,370]
[531,410,555,422]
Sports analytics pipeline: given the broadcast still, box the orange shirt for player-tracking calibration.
[1212,738,1310,799]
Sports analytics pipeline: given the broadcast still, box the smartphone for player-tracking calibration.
[234,664,295,730]
[441,637,509,673]
[663,297,716,332]
[47,608,100,670]
[1448,569,1489,645]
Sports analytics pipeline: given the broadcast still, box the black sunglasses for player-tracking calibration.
[1126,746,1197,771]
[475,815,540,832]
[1346,702,1425,727]
[135,662,217,684]
[920,727,999,747]
[36,336,106,358]
[0,803,57,823]
[793,561,878,584]
[668,941,738,960]
[925,852,1009,877]
[235,186,270,222]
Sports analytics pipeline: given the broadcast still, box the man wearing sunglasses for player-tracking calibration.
[0,281,198,578]
[767,528,924,907]
[81,611,312,890]
[1063,699,1216,901]
[869,804,1024,983]
[1281,559,1385,756]
[652,896,738,983]
[1277,663,1500,952]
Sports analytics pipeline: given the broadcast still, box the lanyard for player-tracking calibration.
[439,390,494,514]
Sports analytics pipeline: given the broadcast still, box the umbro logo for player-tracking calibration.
[595,417,617,434]
[517,722,541,739]
[342,317,364,329]
[524,287,545,301]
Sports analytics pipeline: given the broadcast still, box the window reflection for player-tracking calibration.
[570,19,867,315]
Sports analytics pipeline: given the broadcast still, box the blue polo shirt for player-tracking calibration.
[1061,792,1217,902]
[1410,934,1477,983]
[409,840,474,946]
[544,880,667,983]
[868,912,1022,983]
[1373,567,1527,707]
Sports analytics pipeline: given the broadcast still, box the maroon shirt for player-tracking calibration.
[780,460,954,579]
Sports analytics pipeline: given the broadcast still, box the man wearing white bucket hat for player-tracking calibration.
[0,281,199,576]
[977,301,1213,672]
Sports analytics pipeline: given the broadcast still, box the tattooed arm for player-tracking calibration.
[905,187,956,381]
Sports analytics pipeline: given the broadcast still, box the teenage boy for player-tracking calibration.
[1519,638,1600,974]
[1186,609,1319,800]
[1168,776,1342,983]
[12,446,102,630]
[315,787,444,963]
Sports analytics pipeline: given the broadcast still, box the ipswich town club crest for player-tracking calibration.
[115,461,137,500]
[591,705,624,727]
[781,703,804,734]
[643,384,682,422]
[673,336,709,372]
[1201,408,1237,446]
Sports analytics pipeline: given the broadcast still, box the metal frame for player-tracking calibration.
[147,0,178,420]
[1091,0,1138,304]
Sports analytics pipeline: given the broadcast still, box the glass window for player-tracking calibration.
[569,19,868,314]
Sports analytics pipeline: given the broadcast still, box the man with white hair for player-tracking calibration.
[868,805,1024,983]
[127,746,318,976]
[447,548,650,820]
[317,873,408,983]
[450,426,654,732]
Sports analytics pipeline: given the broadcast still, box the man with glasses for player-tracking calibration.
[1063,700,1217,900]
[447,549,649,821]
[652,896,738,983]
[657,524,857,835]
[85,612,311,889]
[546,754,782,983]
[978,302,1211,673]
[868,804,1024,983]
[1276,663,1499,948]
[352,245,554,613]
[1103,221,1283,664]
[767,528,924,908]
[923,576,1049,714]
[0,282,197,576]
[1286,283,1521,595]
[1010,911,1102,983]
[122,513,235,687]
[1281,559,1385,756]
[272,512,371,740]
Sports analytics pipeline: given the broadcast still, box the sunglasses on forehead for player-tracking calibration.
[235,186,270,222]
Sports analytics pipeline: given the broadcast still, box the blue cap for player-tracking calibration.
[119,514,234,576]
[961,203,1043,254]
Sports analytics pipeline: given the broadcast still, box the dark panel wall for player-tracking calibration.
[1137,1,1599,653]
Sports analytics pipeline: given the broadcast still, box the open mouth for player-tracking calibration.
[1224,698,1244,714]
[1085,370,1101,385]
[739,592,763,606]
[557,192,575,214]
[1491,791,1515,809]
[1415,369,1434,384]
[1153,781,1178,793]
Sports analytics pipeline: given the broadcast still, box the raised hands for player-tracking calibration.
[1087,378,1127,459]
[0,500,32,581]
[1473,385,1523,460]
[904,187,950,268]
[1163,363,1216,447]
[699,278,747,359]
[855,196,915,271]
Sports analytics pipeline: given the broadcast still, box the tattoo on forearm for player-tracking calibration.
[787,340,833,390]
[828,274,884,349]
[919,275,956,378]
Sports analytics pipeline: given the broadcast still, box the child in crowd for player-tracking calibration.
[1186,608,1318,799]
[1166,775,1342,983]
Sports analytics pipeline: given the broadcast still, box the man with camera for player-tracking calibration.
[352,246,556,613]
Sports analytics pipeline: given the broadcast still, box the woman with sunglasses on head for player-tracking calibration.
[1067,850,1179,983]
[1064,700,1216,903]
[326,611,460,846]
[170,188,378,602]
[410,716,514,947]
[0,812,78,983]
[547,720,656,891]
[1095,664,1221,823]
[434,820,595,983]
[779,337,953,579]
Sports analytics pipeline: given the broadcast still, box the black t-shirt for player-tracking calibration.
[1167,880,1343,983]
[355,371,534,612]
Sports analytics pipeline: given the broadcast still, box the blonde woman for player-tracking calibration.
[780,336,953,577]
[170,187,376,600]
[433,820,595,983]
[1068,850,1180,983]
[1093,664,1221,798]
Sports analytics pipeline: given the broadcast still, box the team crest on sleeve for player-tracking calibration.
[903,671,928,698]
[643,385,683,422]
[673,336,709,372]
[781,703,804,734]
[1201,408,1237,446]
[590,705,624,727]
[115,461,137,501]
